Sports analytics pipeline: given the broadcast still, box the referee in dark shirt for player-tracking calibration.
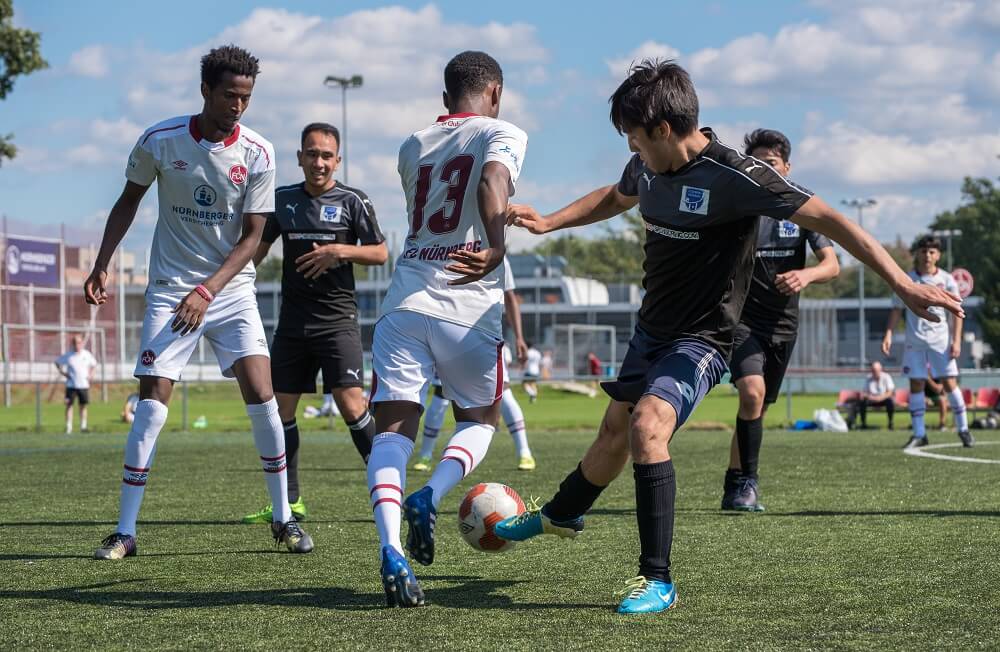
[242,122,387,528]
[498,59,962,615]
[722,129,839,513]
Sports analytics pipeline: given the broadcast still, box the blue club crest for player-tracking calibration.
[679,185,710,215]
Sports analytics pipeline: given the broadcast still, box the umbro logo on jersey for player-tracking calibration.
[286,203,298,215]
[744,161,763,174]
[679,186,710,215]
[171,160,188,170]
[641,172,655,191]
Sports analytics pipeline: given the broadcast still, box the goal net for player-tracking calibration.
[552,324,616,379]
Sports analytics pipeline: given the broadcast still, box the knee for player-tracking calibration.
[597,413,630,456]
[629,400,676,458]
[737,379,766,418]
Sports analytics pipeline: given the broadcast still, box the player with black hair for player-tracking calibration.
[720,128,839,512]
[366,50,527,607]
[241,121,387,526]
[500,58,961,615]
[86,44,313,559]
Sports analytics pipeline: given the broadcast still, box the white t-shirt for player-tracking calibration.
[56,349,98,389]
[525,348,542,376]
[504,258,516,291]
[381,114,528,337]
[892,268,959,352]
[126,115,276,295]
[864,372,894,397]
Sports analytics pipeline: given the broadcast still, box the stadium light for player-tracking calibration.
[842,198,877,367]
[931,228,963,269]
[323,74,364,184]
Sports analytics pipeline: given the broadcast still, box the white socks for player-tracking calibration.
[947,388,969,432]
[500,388,531,458]
[909,392,926,439]
[419,394,451,458]
[368,432,414,554]
[247,398,292,523]
[117,399,168,536]
[426,422,495,509]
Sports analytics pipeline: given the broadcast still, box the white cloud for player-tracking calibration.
[67,45,109,78]
[606,40,681,77]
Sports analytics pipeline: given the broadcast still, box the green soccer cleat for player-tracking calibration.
[411,456,432,472]
[241,497,308,524]
[517,455,536,471]
[271,520,314,553]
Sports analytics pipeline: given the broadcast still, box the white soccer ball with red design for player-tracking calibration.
[458,482,525,552]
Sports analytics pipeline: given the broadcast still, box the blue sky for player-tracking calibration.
[2,0,998,254]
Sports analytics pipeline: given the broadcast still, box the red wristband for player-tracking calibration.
[194,284,214,303]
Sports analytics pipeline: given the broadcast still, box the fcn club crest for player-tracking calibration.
[229,165,248,185]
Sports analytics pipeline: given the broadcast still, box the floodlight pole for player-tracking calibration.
[931,228,963,270]
[842,198,877,367]
[323,74,364,185]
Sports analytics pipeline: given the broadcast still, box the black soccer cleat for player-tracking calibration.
[720,469,741,511]
[903,436,929,449]
[958,430,975,448]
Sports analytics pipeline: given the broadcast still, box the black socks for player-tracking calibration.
[634,460,675,584]
[735,417,763,479]
[544,463,607,522]
[282,419,300,503]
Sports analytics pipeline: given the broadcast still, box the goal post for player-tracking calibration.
[2,324,108,406]
[552,324,616,380]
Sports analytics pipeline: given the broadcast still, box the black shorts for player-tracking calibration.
[729,324,796,405]
[65,388,90,405]
[271,329,364,395]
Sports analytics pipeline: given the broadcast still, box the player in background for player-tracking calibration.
[54,335,99,434]
[882,234,973,449]
[366,51,526,607]
[241,122,387,526]
[84,45,311,559]
[721,129,839,513]
[412,257,535,471]
[497,59,961,615]
[522,342,542,402]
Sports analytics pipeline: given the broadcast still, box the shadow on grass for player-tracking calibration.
[0,550,284,562]
[0,519,342,528]
[0,576,606,611]
[770,509,1000,518]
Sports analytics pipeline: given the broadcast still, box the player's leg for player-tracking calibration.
[501,376,534,469]
[64,390,74,434]
[723,326,766,511]
[496,398,630,542]
[369,311,431,606]
[619,337,727,615]
[414,384,449,470]
[326,328,376,463]
[935,349,973,446]
[209,291,311,553]
[95,292,193,560]
[79,390,90,432]
[334,386,375,462]
[903,350,929,448]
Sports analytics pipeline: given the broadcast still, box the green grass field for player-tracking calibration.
[2,386,999,650]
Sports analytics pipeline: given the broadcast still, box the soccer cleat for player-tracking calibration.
[494,504,584,542]
[403,486,437,566]
[903,436,929,449]
[94,532,137,560]
[411,456,432,472]
[380,546,425,608]
[241,498,308,524]
[730,475,765,512]
[720,469,741,511]
[271,520,314,553]
[958,430,975,448]
[517,455,536,471]
[617,576,677,614]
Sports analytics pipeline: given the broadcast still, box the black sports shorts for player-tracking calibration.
[729,323,796,405]
[271,328,364,395]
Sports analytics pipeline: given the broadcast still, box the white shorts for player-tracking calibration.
[371,310,503,409]
[902,346,958,380]
[134,289,269,381]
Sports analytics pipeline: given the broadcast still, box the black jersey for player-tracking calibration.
[617,128,813,361]
[263,182,384,335]
[740,216,833,342]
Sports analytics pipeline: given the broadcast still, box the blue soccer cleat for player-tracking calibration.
[494,504,584,542]
[403,486,437,566]
[617,576,677,614]
[380,546,425,608]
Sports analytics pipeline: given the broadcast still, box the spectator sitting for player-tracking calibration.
[846,361,896,430]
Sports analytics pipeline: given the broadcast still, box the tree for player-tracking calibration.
[0,0,47,165]
[930,177,1000,357]
[530,210,646,285]
[803,238,912,300]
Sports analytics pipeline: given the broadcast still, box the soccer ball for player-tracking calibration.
[458,482,525,552]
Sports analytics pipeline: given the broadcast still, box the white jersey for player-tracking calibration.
[525,348,542,376]
[863,372,894,397]
[504,258,516,291]
[892,269,959,352]
[56,349,98,389]
[126,115,276,295]
[381,113,528,337]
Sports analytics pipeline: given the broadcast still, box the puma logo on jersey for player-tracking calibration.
[346,368,360,380]
[286,203,298,214]
[744,161,763,174]
[641,172,655,191]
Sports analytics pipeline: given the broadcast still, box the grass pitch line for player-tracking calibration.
[903,440,1000,464]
